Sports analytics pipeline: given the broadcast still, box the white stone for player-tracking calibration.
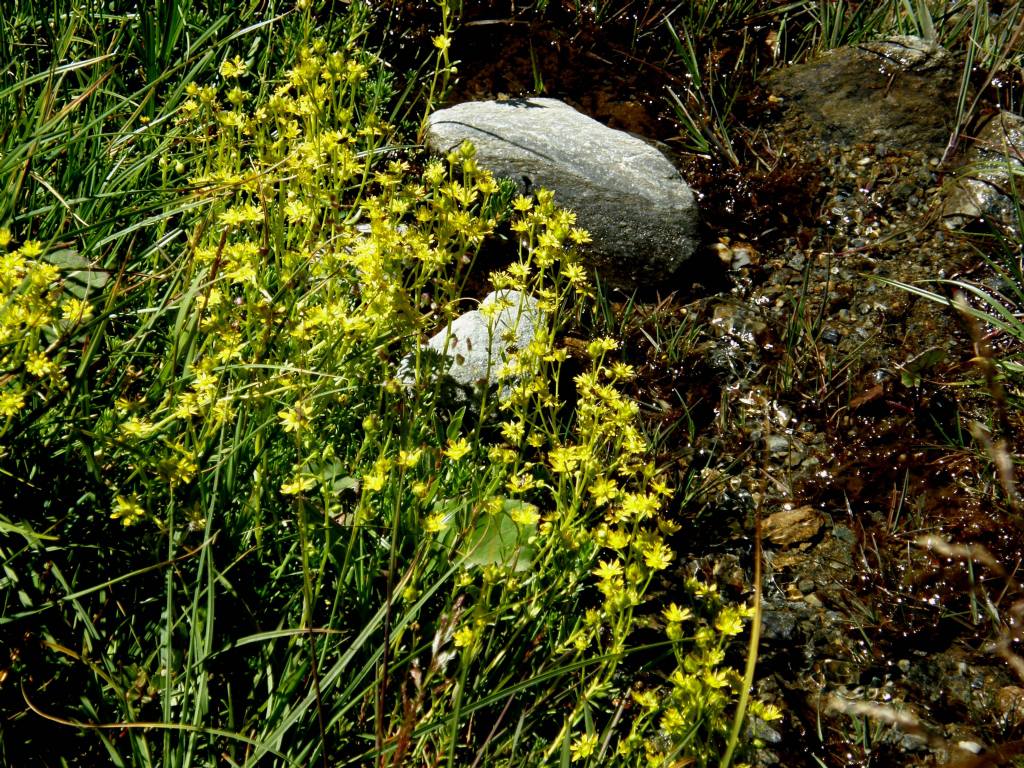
[401,290,542,404]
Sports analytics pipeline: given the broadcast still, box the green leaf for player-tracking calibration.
[463,498,536,571]
[900,346,946,387]
[308,458,360,495]
[46,248,109,299]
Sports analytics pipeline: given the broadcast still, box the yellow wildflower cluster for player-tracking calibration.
[85,36,518,530]
[473,218,761,761]
[0,230,92,426]
[3,19,763,762]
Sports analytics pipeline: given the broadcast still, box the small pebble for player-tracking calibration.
[803,593,824,608]
[821,328,841,345]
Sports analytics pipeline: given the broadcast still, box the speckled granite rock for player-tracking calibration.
[942,110,1024,236]
[425,98,700,292]
[767,36,957,152]
[400,290,542,404]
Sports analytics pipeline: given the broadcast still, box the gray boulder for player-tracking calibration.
[767,36,957,152]
[942,110,1024,236]
[425,98,699,292]
[401,290,543,404]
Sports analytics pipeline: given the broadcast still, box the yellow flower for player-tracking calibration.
[159,450,198,487]
[499,419,525,445]
[509,502,539,526]
[703,668,730,689]
[111,495,146,527]
[453,626,475,648]
[588,476,618,506]
[642,541,673,571]
[488,445,516,464]
[512,195,533,212]
[663,603,692,623]
[209,399,235,426]
[401,585,419,603]
[586,336,618,358]
[659,706,687,734]
[651,477,673,496]
[610,361,635,380]
[443,437,471,461]
[120,416,157,439]
[714,607,746,637]
[423,160,445,185]
[61,297,93,323]
[398,448,423,468]
[547,444,582,475]
[569,226,592,245]
[20,240,43,258]
[593,559,623,581]
[605,528,630,550]
[363,471,385,493]
[620,491,659,520]
[281,474,316,495]
[632,688,659,712]
[506,472,538,494]
[689,578,718,598]
[570,733,598,762]
[284,198,312,223]
[562,262,589,289]
[24,261,58,289]
[219,55,248,79]
[432,35,451,53]
[362,457,391,493]
[0,388,25,417]
[750,701,783,722]
[173,393,200,419]
[423,512,448,533]
[226,86,248,106]
[278,404,310,433]
[25,351,55,377]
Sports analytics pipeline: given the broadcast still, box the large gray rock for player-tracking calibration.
[767,36,957,152]
[942,110,1024,236]
[401,290,543,404]
[425,98,699,291]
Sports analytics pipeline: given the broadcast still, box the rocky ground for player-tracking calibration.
[382,6,1024,765]
[639,41,1024,768]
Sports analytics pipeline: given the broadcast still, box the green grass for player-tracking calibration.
[7,0,1019,765]
[0,2,763,766]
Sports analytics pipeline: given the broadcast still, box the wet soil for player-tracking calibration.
[375,3,1024,765]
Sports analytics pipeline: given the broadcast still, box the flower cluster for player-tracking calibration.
[0,230,92,428]
[3,21,762,764]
